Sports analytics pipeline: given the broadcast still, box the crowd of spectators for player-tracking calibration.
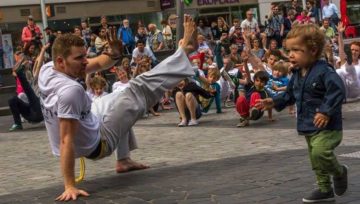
[4,0,360,131]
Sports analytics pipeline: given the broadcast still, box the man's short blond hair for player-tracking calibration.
[286,24,325,60]
[52,34,85,62]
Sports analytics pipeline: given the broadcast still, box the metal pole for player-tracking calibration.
[176,0,184,48]
[40,0,49,42]
[302,0,306,10]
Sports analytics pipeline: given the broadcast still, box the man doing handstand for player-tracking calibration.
[38,15,197,201]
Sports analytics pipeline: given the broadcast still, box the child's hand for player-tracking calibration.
[272,82,278,91]
[255,98,274,111]
[313,113,329,128]
[209,88,216,94]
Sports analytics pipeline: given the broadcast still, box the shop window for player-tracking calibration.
[20,9,30,17]
[88,16,101,25]
[48,18,81,33]
[347,0,360,25]
[56,6,66,14]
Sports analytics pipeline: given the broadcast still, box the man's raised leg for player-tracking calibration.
[94,15,198,157]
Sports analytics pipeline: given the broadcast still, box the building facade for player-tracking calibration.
[0,0,162,47]
[162,0,260,28]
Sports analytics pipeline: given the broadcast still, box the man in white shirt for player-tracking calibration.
[241,10,260,36]
[335,24,360,100]
[39,16,197,201]
[336,41,360,99]
[131,39,157,66]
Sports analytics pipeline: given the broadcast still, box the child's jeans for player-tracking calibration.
[236,92,261,118]
[305,130,344,192]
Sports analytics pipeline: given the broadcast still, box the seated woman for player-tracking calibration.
[173,78,212,127]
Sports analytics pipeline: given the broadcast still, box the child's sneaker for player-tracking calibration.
[9,124,23,132]
[249,107,263,120]
[333,164,348,196]
[178,120,187,127]
[236,117,249,127]
[188,119,199,126]
[302,188,334,203]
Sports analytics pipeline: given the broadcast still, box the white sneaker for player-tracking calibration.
[178,120,187,127]
[188,119,199,126]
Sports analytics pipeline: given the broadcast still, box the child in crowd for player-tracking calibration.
[120,57,132,79]
[87,75,108,102]
[244,27,281,75]
[202,56,218,76]
[262,50,282,75]
[265,60,289,97]
[235,62,272,127]
[265,60,290,120]
[191,56,206,87]
[257,24,348,203]
[221,55,247,104]
[112,66,130,93]
[198,68,222,114]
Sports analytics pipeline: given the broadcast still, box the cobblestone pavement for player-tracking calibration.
[0,101,359,204]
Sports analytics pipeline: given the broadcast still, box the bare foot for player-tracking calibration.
[116,158,150,173]
[179,14,197,55]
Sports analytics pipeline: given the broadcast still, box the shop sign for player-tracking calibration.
[198,0,239,6]
[160,0,174,9]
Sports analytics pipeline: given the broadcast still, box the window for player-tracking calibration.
[20,9,30,17]
[56,6,66,14]
[347,1,360,25]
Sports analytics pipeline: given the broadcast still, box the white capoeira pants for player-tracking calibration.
[91,48,194,159]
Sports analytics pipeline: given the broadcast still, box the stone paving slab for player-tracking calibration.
[0,101,359,203]
[0,147,359,204]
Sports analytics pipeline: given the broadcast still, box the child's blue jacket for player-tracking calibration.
[273,60,345,134]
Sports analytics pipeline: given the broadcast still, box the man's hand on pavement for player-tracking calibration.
[55,186,89,201]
